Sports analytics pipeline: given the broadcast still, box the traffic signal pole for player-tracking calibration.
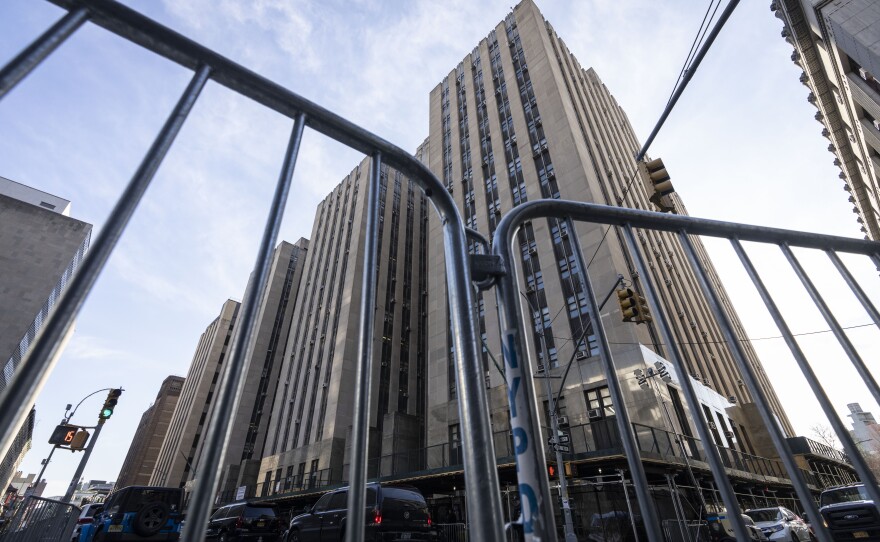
[62,418,104,503]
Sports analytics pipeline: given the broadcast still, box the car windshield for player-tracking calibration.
[821,486,869,507]
[745,509,782,523]
[244,507,275,518]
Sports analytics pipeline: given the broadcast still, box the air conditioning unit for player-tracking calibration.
[588,408,602,420]
[575,350,588,360]
[724,431,735,439]
[728,395,738,404]
[859,67,870,81]
[557,415,569,427]
[873,119,880,132]
[561,231,569,239]
[529,247,538,255]
[708,421,717,430]
[510,135,517,143]
[536,363,546,373]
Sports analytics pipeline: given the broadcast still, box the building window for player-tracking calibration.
[449,424,462,465]
[585,386,614,419]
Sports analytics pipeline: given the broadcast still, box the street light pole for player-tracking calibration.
[520,292,577,542]
[62,419,104,503]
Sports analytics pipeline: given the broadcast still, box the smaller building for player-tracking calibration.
[116,375,185,488]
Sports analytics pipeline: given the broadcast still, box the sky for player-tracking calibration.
[1,0,878,497]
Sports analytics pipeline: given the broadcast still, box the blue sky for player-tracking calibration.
[2,0,878,497]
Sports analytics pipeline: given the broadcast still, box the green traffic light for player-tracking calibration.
[102,408,113,418]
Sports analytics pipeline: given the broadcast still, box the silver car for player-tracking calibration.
[744,507,813,541]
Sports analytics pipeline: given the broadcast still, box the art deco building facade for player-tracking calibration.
[151,299,240,488]
[774,0,880,239]
[0,176,91,496]
[425,0,793,472]
[116,375,185,488]
[193,239,309,497]
[257,144,429,496]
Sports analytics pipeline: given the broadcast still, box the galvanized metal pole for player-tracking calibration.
[621,225,753,541]
[62,420,103,503]
[0,64,211,464]
[494,238,559,541]
[0,7,88,99]
[345,152,383,542]
[184,112,307,542]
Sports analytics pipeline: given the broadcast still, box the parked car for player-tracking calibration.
[83,486,184,541]
[744,507,812,541]
[285,483,434,541]
[205,502,284,541]
[819,483,880,541]
[72,503,104,542]
[706,511,769,541]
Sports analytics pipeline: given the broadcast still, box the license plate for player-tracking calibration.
[400,533,411,540]
[854,532,869,539]
[108,525,123,532]
[256,521,265,527]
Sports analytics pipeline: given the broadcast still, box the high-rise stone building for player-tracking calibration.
[257,144,429,497]
[0,176,91,496]
[150,299,240,488]
[116,375,185,488]
[425,0,793,482]
[192,239,309,499]
[774,0,880,239]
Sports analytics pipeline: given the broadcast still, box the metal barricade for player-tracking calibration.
[4,3,880,542]
[490,200,880,542]
[0,1,505,541]
[435,522,469,542]
[0,496,80,542]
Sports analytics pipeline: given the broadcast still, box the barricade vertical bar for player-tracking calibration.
[827,250,880,328]
[0,7,88,99]
[346,151,382,542]
[183,112,307,542]
[566,221,664,542]
[735,238,875,538]
[620,224,752,541]
[493,227,559,541]
[781,244,880,407]
[446,235,506,536]
[0,64,211,462]
[680,232,828,538]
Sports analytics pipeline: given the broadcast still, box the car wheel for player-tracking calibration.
[791,533,799,542]
[288,528,300,542]
[133,501,170,537]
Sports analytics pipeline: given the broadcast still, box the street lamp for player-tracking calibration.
[519,291,577,542]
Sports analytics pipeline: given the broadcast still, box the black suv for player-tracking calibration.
[819,484,880,541]
[285,483,434,541]
[205,502,284,541]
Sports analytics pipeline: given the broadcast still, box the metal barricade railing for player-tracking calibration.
[0,495,80,542]
[490,200,880,542]
[0,1,506,541]
[435,522,469,542]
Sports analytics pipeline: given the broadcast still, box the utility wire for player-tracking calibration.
[552,322,875,349]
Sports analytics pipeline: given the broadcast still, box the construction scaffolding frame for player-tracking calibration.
[1,1,879,542]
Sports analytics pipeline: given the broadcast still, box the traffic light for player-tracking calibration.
[49,424,77,446]
[638,158,675,212]
[99,388,123,420]
[548,463,557,478]
[616,288,652,324]
[70,429,90,451]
